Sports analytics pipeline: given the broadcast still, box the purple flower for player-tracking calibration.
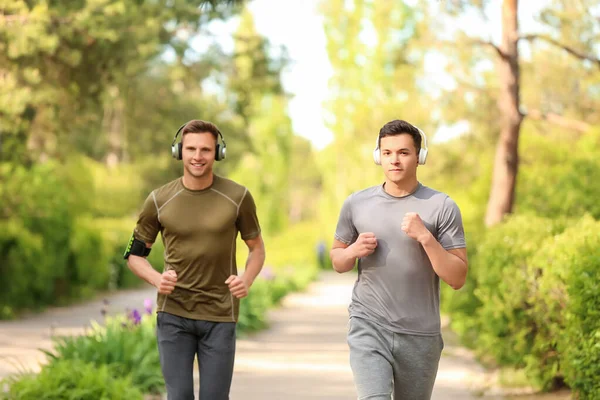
[144,298,153,315]
[130,309,142,325]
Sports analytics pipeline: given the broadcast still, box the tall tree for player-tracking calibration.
[434,0,600,226]
[320,0,428,228]
[485,0,522,226]
[226,8,295,235]
[0,0,243,164]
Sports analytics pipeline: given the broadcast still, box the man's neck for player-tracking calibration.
[182,173,214,191]
[383,178,419,197]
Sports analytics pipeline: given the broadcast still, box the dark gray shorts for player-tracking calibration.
[347,316,443,400]
[157,312,236,400]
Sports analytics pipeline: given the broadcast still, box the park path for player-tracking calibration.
[1,272,504,399]
[229,271,488,400]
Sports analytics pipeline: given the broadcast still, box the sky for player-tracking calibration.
[204,0,553,150]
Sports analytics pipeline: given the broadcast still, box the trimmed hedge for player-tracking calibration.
[527,216,600,397]
[447,214,600,398]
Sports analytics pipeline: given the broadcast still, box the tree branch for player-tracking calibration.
[524,108,591,133]
[520,34,600,69]
[469,39,508,59]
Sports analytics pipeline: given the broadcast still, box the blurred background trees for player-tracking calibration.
[1,0,599,396]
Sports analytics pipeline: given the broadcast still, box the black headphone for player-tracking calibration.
[171,121,227,161]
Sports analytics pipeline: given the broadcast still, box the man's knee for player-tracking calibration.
[165,383,195,400]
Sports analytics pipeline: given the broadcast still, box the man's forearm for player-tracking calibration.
[330,247,357,273]
[420,234,467,290]
[241,245,266,288]
[127,256,161,288]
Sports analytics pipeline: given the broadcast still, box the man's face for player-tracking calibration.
[379,133,419,184]
[181,132,216,179]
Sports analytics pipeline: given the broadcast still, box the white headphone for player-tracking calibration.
[373,127,429,165]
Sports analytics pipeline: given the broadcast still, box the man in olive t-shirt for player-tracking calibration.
[125,120,265,400]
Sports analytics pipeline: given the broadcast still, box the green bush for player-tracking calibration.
[43,307,163,394]
[527,216,600,396]
[237,264,317,334]
[0,162,74,307]
[448,213,600,397]
[516,129,600,220]
[259,221,326,268]
[0,219,44,318]
[0,161,113,315]
[84,158,146,218]
[439,227,482,338]
[1,359,143,400]
[237,279,273,332]
[65,217,112,300]
[459,215,568,366]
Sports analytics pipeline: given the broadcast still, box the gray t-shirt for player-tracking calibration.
[334,182,466,336]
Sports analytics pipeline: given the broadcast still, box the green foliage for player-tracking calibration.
[448,215,568,365]
[237,278,273,332]
[516,129,600,220]
[0,219,43,319]
[238,265,317,334]
[236,221,320,332]
[0,0,243,162]
[43,310,163,394]
[0,160,113,314]
[0,359,143,400]
[527,216,600,396]
[66,217,112,300]
[226,9,295,236]
[447,214,600,397]
[84,157,146,218]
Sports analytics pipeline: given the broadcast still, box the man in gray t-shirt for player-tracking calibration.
[331,119,468,400]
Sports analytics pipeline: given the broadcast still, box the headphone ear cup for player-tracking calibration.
[373,149,381,165]
[171,143,182,160]
[418,148,428,165]
[215,144,227,161]
[177,143,182,160]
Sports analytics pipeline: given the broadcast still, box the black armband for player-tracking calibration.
[123,234,152,259]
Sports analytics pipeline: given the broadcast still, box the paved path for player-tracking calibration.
[230,272,487,399]
[1,272,493,399]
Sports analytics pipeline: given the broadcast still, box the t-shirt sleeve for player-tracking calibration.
[133,191,161,243]
[334,194,358,245]
[436,196,466,250]
[236,189,261,240]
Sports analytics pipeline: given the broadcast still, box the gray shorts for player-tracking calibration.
[347,316,443,400]
[157,312,236,400]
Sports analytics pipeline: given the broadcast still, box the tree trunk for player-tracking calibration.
[485,0,523,227]
[103,86,124,168]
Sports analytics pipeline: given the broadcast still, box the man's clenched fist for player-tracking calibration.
[226,275,249,299]
[401,212,431,243]
[157,270,177,295]
[351,232,378,258]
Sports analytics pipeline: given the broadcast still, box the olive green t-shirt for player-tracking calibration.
[133,175,261,322]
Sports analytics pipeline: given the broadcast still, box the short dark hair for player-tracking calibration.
[378,120,421,152]
[181,120,220,141]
